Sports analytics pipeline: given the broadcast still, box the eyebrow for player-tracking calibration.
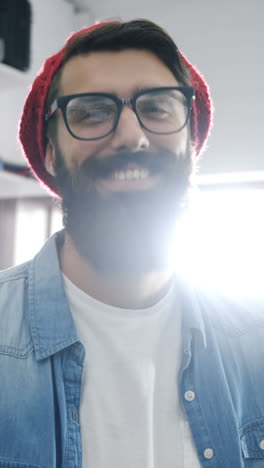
[105,86,160,96]
[131,86,158,94]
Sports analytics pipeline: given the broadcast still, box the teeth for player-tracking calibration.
[112,169,149,181]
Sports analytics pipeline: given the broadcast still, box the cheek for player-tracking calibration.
[57,122,110,167]
[149,128,189,155]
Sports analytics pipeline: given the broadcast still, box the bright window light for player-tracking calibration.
[172,187,264,298]
[14,200,48,265]
[50,203,63,235]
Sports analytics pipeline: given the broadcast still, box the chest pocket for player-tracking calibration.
[240,419,264,459]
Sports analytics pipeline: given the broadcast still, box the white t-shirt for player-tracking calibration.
[63,275,201,468]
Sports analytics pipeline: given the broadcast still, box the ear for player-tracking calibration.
[45,139,56,176]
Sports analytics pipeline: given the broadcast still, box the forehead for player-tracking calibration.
[59,49,179,96]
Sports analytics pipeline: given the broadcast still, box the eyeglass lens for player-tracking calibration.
[65,90,189,139]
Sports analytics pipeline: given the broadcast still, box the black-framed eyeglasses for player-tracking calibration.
[45,87,195,141]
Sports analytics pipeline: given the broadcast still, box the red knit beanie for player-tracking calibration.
[19,21,213,198]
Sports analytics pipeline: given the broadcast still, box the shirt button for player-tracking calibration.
[184,390,195,401]
[204,448,214,459]
[259,438,264,450]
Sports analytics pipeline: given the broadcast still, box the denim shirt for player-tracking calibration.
[0,231,264,468]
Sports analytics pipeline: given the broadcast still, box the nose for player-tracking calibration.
[110,106,150,153]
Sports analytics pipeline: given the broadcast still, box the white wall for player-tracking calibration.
[1,0,263,179]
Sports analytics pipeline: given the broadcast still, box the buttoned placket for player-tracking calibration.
[63,341,85,468]
[179,329,218,467]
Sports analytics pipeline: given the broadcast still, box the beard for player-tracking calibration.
[53,144,194,274]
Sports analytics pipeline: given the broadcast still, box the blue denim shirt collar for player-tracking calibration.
[29,231,79,361]
[177,277,207,348]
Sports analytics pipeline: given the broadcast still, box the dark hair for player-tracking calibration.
[46,19,191,114]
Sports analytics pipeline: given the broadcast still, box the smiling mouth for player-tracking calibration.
[111,167,149,181]
[96,164,160,192]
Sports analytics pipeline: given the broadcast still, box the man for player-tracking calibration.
[0,19,264,468]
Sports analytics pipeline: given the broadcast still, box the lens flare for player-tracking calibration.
[172,188,264,299]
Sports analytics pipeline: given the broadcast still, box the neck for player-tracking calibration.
[59,233,174,309]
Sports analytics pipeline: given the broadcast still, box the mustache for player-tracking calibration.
[54,148,192,196]
[75,150,182,179]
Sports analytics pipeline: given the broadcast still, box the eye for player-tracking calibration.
[141,104,168,114]
[138,100,172,121]
[69,105,113,123]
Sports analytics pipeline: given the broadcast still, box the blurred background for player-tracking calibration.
[0,0,263,295]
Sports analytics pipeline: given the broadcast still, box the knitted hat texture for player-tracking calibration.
[19,22,213,197]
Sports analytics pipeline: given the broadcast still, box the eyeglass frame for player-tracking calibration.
[45,86,195,141]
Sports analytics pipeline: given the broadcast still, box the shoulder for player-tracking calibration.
[179,276,264,337]
[0,260,30,281]
[197,286,264,337]
[0,261,30,300]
